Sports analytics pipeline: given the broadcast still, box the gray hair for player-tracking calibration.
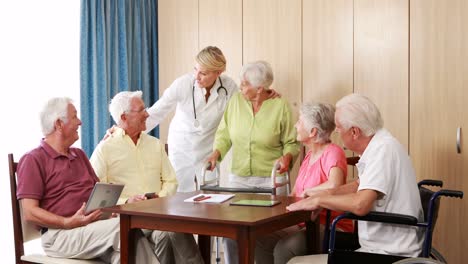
[109,91,143,125]
[40,97,73,136]
[240,60,274,89]
[300,102,336,143]
[335,93,383,136]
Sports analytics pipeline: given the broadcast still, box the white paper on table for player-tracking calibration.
[184,194,235,203]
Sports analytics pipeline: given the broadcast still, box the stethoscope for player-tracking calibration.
[192,77,228,128]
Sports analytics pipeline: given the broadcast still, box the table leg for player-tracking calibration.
[237,228,255,264]
[198,235,211,264]
[305,219,320,254]
[120,215,136,264]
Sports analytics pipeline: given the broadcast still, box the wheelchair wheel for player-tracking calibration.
[393,257,443,264]
[429,248,447,264]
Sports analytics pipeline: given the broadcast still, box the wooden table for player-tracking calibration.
[103,192,317,264]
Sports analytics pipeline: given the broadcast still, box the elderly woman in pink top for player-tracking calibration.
[255,102,352,264]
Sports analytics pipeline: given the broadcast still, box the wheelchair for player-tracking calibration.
[325,179,463,264]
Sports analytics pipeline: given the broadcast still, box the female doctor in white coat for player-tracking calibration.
[145,46,238,192]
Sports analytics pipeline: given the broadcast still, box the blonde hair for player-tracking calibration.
[196,46,226,72]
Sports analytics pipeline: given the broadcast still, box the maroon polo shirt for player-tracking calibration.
[17,140,99,217]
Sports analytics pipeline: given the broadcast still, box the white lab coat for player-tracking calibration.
[146,73,238,192]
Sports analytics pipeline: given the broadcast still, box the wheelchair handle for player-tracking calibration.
[418,179,443,188]
[438,189,463,199]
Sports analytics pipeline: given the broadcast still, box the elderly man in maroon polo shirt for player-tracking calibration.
[16,97,159,264]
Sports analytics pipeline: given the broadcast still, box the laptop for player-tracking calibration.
[84,182,124,217]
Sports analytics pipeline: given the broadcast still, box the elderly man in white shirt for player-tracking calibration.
[286,94,423,263]
[90,90,203,264]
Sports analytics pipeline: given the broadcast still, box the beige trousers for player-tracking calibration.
[287,254,328,264]
[41,217,159,264]
[143,230,204,264]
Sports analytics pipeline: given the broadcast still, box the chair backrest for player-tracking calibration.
[346,156,360,167]
[322,156,360,252]
[9,153,42,263]
[419,187,440,224]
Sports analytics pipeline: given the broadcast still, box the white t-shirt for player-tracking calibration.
[356,129,424,257]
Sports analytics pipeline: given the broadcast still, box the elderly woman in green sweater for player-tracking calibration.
[206,60,300,264]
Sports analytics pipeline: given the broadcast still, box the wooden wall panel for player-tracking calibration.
[243,0,302,183]
[158,0,198,142]
[354,0,409,149]
[199,0,242,82]
[199,0,243,185]
[410,1,468,262]
[156,1,468,261]
[243,0,302,109]
[303,0,353,105]
[303,0,355,178]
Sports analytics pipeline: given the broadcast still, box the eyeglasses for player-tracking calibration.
[126,107,148,114]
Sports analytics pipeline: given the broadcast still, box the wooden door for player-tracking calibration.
[354,0,409,149]
[243,0,302,108]
[199,0,243,186]
[243,0,302,183]
[302,0,354,178]
[199,0,242,81]
[158,0,198,142]
[410,0,468,262]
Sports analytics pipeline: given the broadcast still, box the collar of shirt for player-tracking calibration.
[40,139,78,160]
[193,76,222,106]
[112,127,146,146]
[356,128,390,173]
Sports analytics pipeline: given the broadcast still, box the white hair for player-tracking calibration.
[300,102,336,143]
[239,60,274,89]
[109,90,143,125]
[335,93,383,136]
[40,97,73,136]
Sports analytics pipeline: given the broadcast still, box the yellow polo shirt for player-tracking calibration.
[90,127,178,204]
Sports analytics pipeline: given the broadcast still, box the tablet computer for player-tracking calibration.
[84,183,124,216]
[230,199,281,207]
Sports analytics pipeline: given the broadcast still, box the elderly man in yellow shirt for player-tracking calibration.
[90,90,203,264]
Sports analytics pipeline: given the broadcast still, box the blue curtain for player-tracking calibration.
[80,0,158,156]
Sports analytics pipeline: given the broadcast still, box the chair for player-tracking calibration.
[321,156,361,253]
[327,178,463,263]
[8,153,105,264]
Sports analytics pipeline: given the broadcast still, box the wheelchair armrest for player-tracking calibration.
[334,211,418,226]
[329,211,418,253]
